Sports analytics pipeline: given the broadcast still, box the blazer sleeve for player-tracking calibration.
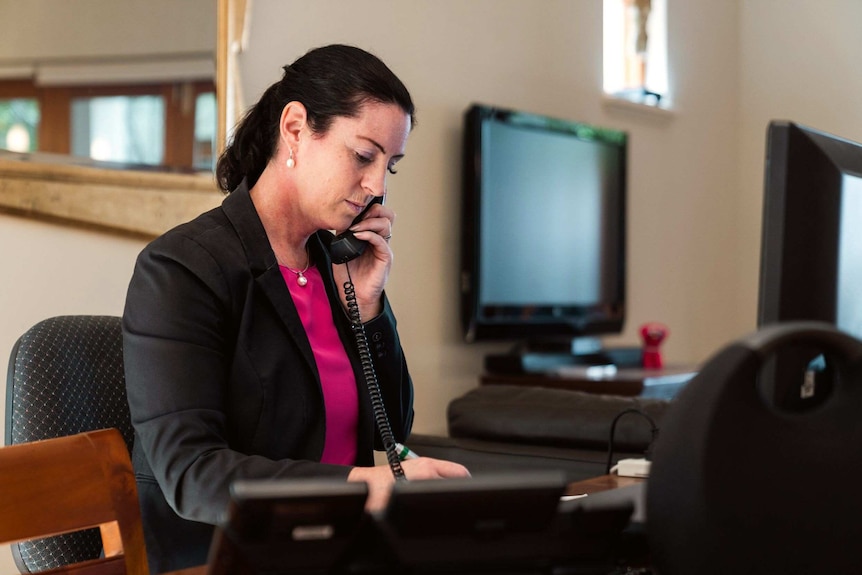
[360,295,415,449]
[123,230,351,526]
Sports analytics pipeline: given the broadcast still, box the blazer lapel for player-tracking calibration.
[221,180,319,378]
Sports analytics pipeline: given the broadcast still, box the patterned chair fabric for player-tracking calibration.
[5,315,132,573]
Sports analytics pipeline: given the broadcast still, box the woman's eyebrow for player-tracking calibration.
[359,136,386,154]
[359,136,405,160]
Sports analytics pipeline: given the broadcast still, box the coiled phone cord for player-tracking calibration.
[343,268,407,481]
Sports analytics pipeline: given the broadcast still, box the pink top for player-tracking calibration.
[281,265,358,465]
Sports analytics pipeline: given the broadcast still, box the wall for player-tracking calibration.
[0,0,213,63]
[736,0,862,327]
[239,0,743,434]
[0,215,145,388]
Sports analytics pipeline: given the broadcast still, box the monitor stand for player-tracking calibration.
[484,337,643,375]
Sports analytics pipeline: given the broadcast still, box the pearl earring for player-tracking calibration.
[286,148,295,169]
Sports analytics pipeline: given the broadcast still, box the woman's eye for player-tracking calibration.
[355,151,399,174]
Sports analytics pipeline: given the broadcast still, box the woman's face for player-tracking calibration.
[292,100,411,232]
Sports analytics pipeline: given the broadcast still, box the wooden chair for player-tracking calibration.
[6,315,135,572]
[0,428,148,575]
[647,322,862,574]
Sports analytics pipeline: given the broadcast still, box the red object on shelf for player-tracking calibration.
[640,322,669,369]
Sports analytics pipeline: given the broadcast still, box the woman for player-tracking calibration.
[122,44,469,573]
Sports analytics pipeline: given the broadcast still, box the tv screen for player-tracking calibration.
[460,104,627,345]
[758,120,862,409]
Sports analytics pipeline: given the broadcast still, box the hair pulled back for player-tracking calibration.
[216,44,415,192]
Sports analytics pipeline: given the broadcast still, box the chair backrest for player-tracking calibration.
[647,322,862,574]
[0,428,148,575]
[5,315,134,573]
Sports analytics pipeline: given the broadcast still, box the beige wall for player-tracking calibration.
[736,0,862,327]
[0,214,145,359]
[2,0,861,570]
[0,0,213,62]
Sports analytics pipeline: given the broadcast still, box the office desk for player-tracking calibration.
[566,473,644,495]
[159,475,643,575]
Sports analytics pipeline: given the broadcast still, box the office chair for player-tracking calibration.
[0,428,148,575]
[647,322,862,574]
[5,315,134,573]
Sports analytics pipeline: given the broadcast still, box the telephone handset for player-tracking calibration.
[330,195,407,480]
[328,196,384,264]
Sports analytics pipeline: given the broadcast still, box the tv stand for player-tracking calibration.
[484,339,644,375]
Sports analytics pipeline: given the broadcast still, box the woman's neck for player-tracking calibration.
[249,166,313,269]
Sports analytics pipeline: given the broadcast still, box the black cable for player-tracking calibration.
[343,265,406,481]
[605,408,659,475]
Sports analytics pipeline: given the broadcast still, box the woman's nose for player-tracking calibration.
[363,168,387,197]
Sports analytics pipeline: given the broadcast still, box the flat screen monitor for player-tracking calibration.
[460,104,628,347]
[758,120,862,409]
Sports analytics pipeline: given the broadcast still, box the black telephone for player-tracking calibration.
[327,195,406,480]
[328,196,384,264]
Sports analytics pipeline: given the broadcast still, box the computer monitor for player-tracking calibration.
[460,105,628,356]
[758,120,862,409]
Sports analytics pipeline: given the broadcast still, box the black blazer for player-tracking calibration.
[122,181,413,573]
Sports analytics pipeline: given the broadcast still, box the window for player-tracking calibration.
[0,79,215,171]
[72,95,165,164]
[603,0,668,106]
[193,91,217,171]
[0,98,39,152]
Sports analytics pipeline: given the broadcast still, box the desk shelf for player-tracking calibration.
[481,365,697,399]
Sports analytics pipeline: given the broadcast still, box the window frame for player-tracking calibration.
[603,0,669,108]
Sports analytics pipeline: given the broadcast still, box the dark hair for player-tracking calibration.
[216,44,416,192]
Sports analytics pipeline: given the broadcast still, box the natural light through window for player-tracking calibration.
[0,99,39,152]
[603,0,668,107]
[71,95,165,165]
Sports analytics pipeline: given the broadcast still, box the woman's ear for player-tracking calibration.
[279,101,307,149]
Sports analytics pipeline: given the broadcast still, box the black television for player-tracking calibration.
[461,104,629,369]
[758,120,862,409]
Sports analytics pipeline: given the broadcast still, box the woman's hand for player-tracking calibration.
[332,201,396,319]
[347,457,472,512]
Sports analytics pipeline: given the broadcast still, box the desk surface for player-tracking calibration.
[162,566,206,575]
[566,473,644,495]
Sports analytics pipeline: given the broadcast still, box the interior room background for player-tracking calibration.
[2,1,861,568]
